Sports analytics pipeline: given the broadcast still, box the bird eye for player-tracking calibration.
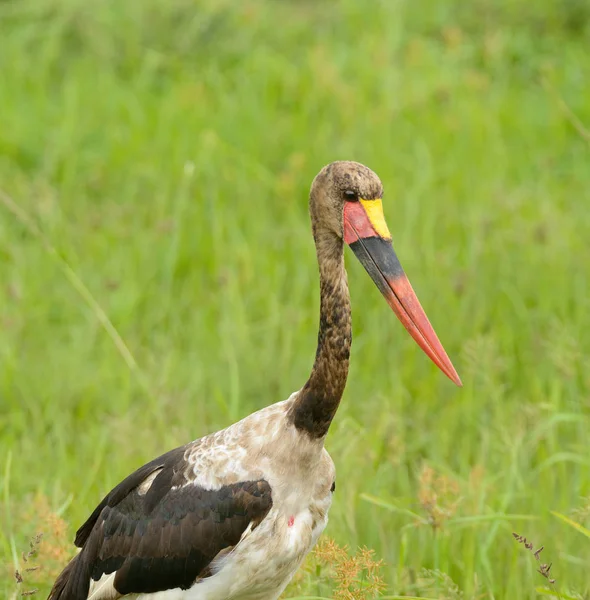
[343,190,358,201]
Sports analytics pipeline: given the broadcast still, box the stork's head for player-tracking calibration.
[310,160,462,387]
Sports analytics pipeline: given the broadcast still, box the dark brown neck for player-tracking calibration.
[288,228,352,439]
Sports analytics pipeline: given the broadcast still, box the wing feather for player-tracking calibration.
[48,444,273,600]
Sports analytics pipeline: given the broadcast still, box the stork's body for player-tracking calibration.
[77,398,335,600]
[49,162,461,600]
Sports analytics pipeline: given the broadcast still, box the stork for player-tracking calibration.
[48,161,461,600]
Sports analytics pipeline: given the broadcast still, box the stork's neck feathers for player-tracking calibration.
[288,224,352,439]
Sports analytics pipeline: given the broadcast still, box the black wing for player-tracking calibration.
[48,445,273,600]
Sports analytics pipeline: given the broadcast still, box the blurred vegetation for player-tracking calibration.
[1,0,589,598]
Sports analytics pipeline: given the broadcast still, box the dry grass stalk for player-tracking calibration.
[6,494,74,596]
[21,495,73,584]
[512,532,556,585]
[417,464,461,530]
[287,537,386,599]
[13,532,42,597]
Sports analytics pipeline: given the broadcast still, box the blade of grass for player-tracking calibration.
[550,511,590,540]
[0,188,152,399]
[535,587,579,600]
[360,493,426,522]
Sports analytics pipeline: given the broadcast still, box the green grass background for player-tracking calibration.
[1,0,590,597]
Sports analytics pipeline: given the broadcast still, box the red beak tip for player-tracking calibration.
[450,372,463,387]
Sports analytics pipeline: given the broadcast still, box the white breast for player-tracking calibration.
[184,498,331,600]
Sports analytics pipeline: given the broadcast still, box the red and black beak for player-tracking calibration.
[344,199,462,386]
